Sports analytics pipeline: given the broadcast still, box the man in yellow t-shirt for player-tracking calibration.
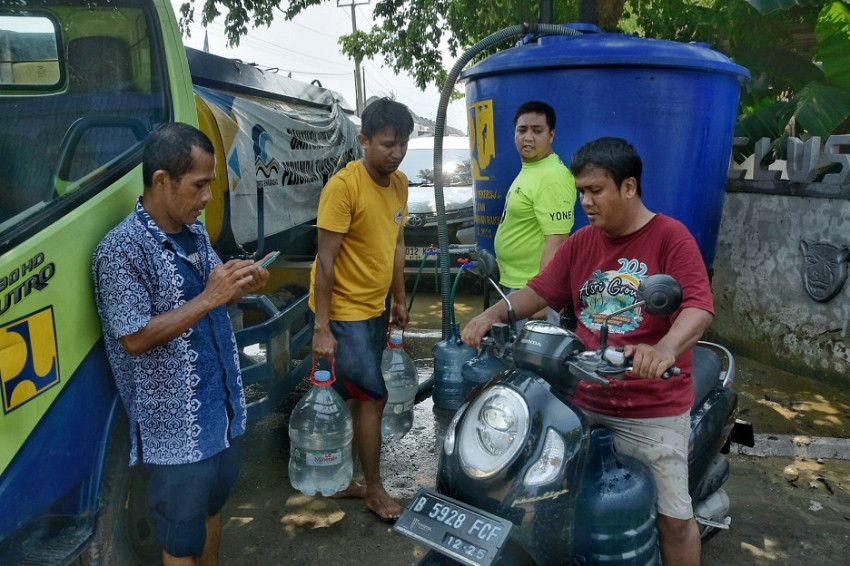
[493,100,576,329]
[309,97,413,522]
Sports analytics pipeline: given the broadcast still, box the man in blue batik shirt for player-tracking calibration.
[93,123,275,566]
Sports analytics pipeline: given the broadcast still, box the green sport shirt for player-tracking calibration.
[493,152,576,289]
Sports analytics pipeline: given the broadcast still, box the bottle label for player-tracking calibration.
[306,448,343,467]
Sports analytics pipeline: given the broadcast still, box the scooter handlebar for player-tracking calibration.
[593,346,681,380]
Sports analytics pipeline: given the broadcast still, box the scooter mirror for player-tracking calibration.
[636,274,682,316]
[470,248,499,280]
[469,248,517,331]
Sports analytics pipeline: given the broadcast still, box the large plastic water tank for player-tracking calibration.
[462,25,749,269]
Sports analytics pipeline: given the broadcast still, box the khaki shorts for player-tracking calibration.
[581,410,693,520]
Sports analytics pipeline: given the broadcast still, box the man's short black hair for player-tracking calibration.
[143,122,214,187]
[514,101,556,130]
[571,137,643,197]
[360,97,414,139]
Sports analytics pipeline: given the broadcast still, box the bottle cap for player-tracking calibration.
[314,370,332,383]
[390,333,403,346]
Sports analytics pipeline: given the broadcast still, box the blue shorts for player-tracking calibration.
[146,436,242,557]
[325,317,387,401]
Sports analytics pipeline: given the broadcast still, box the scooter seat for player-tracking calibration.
[692,345,721,410]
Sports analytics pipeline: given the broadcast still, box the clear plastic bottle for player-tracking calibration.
[288,369,353,496]
[381,332,418,439]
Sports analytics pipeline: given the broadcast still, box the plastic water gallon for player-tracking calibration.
[288,369,353,496]
[574,427,660,565]
[432,322,476,410]
[381,331,418,439]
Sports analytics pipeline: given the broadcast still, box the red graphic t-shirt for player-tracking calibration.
[528,214,715,418]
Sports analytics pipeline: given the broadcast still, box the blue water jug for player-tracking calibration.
[574,427,660,565]
[288,369,354,496]
[432,323,476,410]
[461,347,508,399]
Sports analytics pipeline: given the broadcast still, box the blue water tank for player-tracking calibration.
[462,26,749,269]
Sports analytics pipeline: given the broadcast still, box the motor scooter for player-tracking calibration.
[395,251,754,565]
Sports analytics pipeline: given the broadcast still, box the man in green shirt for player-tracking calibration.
[493,100,576,328]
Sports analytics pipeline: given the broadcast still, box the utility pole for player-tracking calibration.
[337,0,370,116]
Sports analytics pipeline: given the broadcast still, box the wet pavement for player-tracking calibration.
[219,290,850,565]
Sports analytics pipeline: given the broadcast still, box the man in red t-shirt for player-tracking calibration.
[462,137,714,566]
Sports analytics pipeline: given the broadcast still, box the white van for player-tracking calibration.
[400,135,475,271]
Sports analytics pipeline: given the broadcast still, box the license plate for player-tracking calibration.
[394,488,512,566]
[405,246,433,262]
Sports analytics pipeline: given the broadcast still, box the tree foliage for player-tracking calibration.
[177,0,850,154]
[179,0,579,91]
[730,1,850,160]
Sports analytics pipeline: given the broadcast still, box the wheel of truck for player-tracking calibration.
[76,413,159,565]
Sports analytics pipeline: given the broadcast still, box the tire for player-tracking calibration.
[76,413,159,565]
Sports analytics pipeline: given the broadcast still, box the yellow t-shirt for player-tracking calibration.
[309,160,408,320]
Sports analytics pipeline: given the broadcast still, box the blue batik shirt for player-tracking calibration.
[92,199,246,466]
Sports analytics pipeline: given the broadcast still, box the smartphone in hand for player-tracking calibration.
[260,251,280,268]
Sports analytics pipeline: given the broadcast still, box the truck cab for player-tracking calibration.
[0,0,353,562]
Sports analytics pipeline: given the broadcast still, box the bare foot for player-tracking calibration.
[330,480,366,499]
[365,485,402,522]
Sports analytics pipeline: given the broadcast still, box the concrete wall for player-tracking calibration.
[709,180,850,384]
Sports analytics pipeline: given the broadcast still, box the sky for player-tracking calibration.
[172,1,469,134]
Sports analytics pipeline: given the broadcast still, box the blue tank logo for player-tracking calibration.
[468,99,496,180]
[0,306,60,413]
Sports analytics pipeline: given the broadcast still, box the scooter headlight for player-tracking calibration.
[522,428,566,487]
[458,386,529,478]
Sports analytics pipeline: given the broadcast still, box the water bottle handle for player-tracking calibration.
[310,355,337,386]
[386,322,405,348]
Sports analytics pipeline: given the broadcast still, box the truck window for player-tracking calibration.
[0,1,166,240]
[0,15,60,87]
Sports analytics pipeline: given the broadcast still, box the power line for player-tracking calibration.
[184,7,466,127]
[198,19,352,70]
[289,19,339,39]
[356,5,373,27]
[336,0,371,115]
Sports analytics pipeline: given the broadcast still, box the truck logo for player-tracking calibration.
[0,306,60,413]
[253,123,282,187]
[468,99,495,181]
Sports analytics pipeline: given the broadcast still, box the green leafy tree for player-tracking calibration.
[177,0,616,91]
[731,1,850,161]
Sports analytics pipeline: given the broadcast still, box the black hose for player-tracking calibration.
[432,23,580,339]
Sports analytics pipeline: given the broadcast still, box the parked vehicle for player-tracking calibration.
[401,135,476,273]
[0,0,358,563]
[395,252,754,565]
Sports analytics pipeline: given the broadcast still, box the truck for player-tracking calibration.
[0,0,360,562]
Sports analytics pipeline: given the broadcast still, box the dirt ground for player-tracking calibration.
[219,291,850,565]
